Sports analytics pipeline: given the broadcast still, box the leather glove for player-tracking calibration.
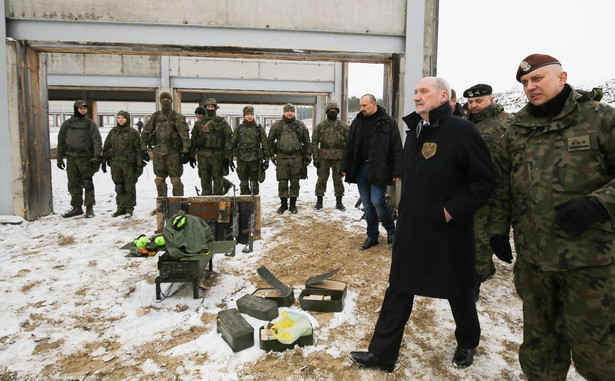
[57,159,65,170]
[313,159,321,168]
[229,160,236,172]
[142,150,150,162]
[262,160,269,171]
[181,152,190,165]
[101,162,107,173]
[271,155,277,166]
[189,157,197,168]
[555,197,608,236]
[489,235,513,264]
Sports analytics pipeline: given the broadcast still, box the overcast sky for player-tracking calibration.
[348,0,615,99]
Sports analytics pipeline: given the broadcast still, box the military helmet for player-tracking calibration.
[325,101,340,113]
[159,92,173,102]
[283,103,295,112]
[243,106,254,116]
[205,98,219,109]
[73,100,87,108]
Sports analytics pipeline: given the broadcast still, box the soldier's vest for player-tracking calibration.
[235,124,264,162]
[151,111,183,155]
[64,117,96,157]
[317,120,347,160]
[274,121,304,157]
[196,117,226,151]
[107,126,138,165]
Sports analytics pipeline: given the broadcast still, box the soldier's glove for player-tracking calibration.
[271,155,277,166]
[555,197,609,236]
[262,160,269,171]
[189,156,197,169]
[181,152,190,165]
[57,159,65,170]
[313,159,321,168]
[101,162,107,173]
[489,235,513,264]
[142,150,150,162]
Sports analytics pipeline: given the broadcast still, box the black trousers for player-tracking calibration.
[368,286,480,361]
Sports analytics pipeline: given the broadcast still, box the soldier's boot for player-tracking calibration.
[335,196,346,211]
[223,178,234,195]
[314,196,323,210]
[277,198,288,214]
[85,205,94,218]
[124,209,133,218]
[289,197,298,214]
[112,208,126,217]
[62,206,83,218]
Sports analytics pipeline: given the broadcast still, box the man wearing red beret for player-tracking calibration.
[489,54,615,379]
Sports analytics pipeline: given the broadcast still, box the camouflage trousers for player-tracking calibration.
[315,159,344,197]
[197,153,225,195]
[237,159,260,195]
[276,156,303,198]
[514,259,615,380]
[66,156,97,207]
[152,151,184,197]
[110,164,139,212]
[473,205,494,279]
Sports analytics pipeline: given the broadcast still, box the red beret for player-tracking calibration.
[516,54,561,82]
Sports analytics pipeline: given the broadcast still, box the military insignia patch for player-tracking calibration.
[422,142,437,159]
[567,135,590,151]
[520,61,531,72]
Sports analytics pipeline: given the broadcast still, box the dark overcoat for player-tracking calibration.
[389,102,495,298]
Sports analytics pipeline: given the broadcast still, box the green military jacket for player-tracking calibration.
[312,118,348,161]
[103,124,142,167]
[57,116,102,159]
[230,122,270,162]
[140,110,190,156]
[268,118,311,159]
[489,86,615,270]
[189,116,232,158]
[466,103,513,161]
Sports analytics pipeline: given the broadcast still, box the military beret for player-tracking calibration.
[243,106,254,116]
[463,84,492,98]
[516,54,561,82]
[159,92,172,101]
[283,103,295,112]
[194,106,206,115]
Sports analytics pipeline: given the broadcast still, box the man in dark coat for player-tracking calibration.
[340,94,403,249]
[350,77,495,372]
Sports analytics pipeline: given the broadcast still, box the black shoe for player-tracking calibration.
[349,351,395,372]
[314,196,323,210]
[112,209,126,217]
[85,205,94,218]
[387,229,396,247]
[452,347,475,368]
[335,196,346,211]
[62,206,83,218]
[479,262,496,282]
[124,210,133,218]
[359,238,378,250]
[289,197,298,214]
[277,198,288,214]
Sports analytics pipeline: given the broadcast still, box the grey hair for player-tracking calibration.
[361,94,377,103]
[433,77,452,100]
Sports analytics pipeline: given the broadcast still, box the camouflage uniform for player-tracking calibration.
[466,103,513,281]
[229,107,270,195]
[489,85,615,380]
[140,94,190,197]
[312,102,349,208]
[268,116,311,199]
[102,110,143,215]
[190,100,233,195]
[57,100,102,213]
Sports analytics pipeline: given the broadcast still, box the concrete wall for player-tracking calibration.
[6,0,407,36]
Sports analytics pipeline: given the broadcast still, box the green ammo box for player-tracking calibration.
[299,267,347,312]
[236,294,279,321]
[251,266,295,307]
[217,308,254,352]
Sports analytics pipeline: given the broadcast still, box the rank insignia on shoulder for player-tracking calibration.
[567,135,591,152]
[422,142,437,159]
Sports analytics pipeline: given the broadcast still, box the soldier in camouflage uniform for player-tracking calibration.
[268,103,312,214]
[229,106,270,195]
[489,54,615,380]
[140,92,191,198]
[102,110,144,218]
[189,98,233,195]
[463,84,514,297]
[312,101,349,211]
[57,100,102,218]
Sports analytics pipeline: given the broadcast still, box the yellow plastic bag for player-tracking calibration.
[270,311,312,344]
